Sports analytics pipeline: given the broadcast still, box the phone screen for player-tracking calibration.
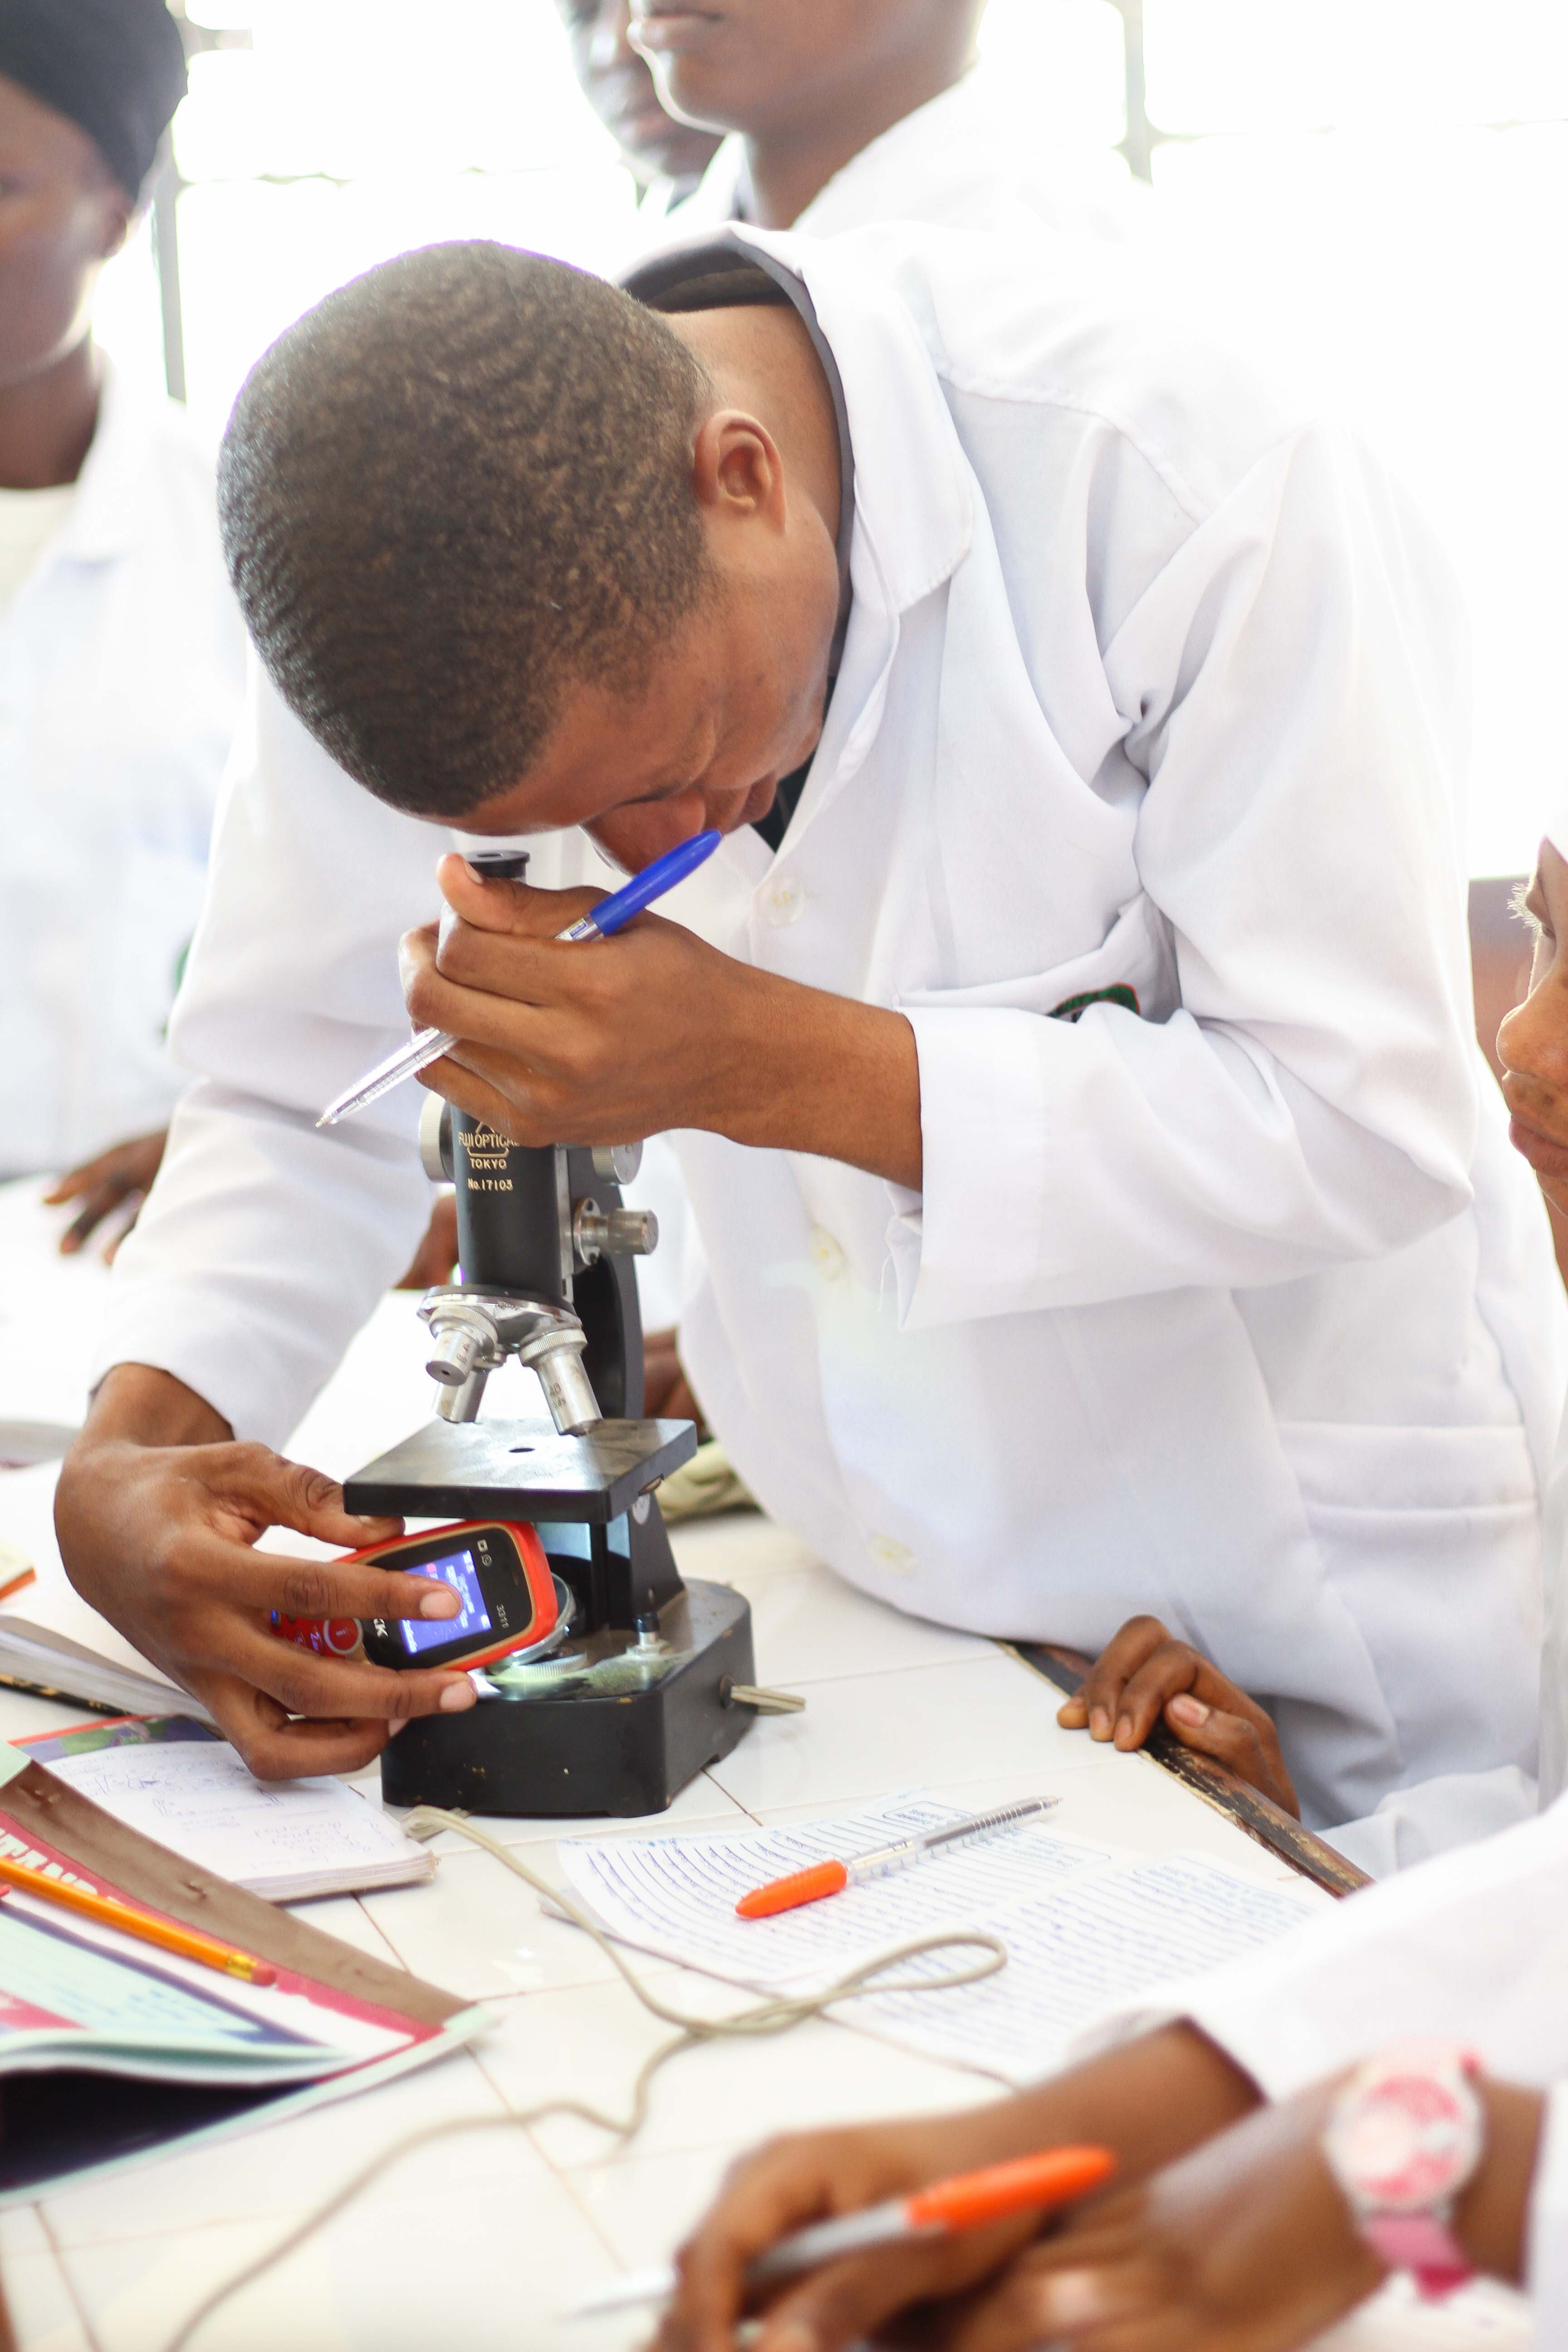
[398,1546,493,1656]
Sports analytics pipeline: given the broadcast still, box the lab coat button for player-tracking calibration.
[867,1533,916,1575]
[808,1225,846,1280]
[763,874,804,927]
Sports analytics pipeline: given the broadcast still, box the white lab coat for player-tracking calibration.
[667,68,1145,243]
[637,66,1144,1315]
[0,362,247,1176]
[1541,1399,1568,1808]
[94,221,1565,1837]
[1077,1792,1568,2336]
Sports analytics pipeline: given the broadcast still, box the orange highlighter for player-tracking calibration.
[570,2144,1117,2318]
[736,1796,1058,1920]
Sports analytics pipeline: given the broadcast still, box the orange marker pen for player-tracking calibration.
[571,2143,1117,2318]
[735,1796,1058,1919]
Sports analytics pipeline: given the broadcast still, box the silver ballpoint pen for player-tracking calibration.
[316,828,722,1128]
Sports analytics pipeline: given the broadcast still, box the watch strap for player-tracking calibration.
[1360,2211,1473,2299]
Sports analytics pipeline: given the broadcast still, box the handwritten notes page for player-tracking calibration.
[853,1855,1327,2083]
[20,1720,433,1902]
[560,1795,1113,1994]
[559,1795,1330,2084]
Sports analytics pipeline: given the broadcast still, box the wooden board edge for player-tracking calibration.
[1004,1641,1372,1898]
[1,1761,467,2025]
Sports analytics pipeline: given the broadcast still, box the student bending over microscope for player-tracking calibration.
[56,225,1563,1877]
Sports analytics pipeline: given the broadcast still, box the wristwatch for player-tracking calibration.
[1322,2042,1485,2299]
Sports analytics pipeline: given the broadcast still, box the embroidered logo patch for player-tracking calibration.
[1049,983,1140,1023]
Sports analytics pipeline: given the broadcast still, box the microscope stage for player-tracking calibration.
[343,1415,699,1524]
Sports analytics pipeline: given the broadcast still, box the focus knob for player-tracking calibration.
[573,1198,659,1265]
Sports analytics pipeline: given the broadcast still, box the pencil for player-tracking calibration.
[0,1853,278,1986]
[0,1567,37,1605]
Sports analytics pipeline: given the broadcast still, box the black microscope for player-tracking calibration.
[342,859,760,1818]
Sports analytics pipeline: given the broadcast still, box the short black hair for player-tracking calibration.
[217,240,715,820]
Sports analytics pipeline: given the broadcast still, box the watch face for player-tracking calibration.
[1331,2071,1483,2212]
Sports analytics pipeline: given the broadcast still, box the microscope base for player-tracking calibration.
[377,1580,756,1818]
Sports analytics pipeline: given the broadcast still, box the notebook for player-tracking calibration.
[15,1717,433,1902]
[558,1792,1333,2086]
[0,1742,480,2205]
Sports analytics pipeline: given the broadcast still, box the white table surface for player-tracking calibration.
[0,1183,1534,2352]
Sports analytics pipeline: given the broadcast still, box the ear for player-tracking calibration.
[690,407,787,530]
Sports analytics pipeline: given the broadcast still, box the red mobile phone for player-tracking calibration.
[271,1520,558,1674]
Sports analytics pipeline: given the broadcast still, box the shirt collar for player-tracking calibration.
[630,223,972,626]
[736,224,973,617]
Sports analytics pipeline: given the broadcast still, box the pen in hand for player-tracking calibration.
[568,2143,1117,2318]
[317,827,723,1128]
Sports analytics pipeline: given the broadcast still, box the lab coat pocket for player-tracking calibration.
[899,887,1178,1025]
[1278,1419,1541,1788]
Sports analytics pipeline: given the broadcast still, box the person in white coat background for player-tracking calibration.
[552,0,720,221]
[573,0,1147,1355]
[0,0,246,1241]
[634,0,1142,241]
[653,819,1568,2351]
[56,226,1564,1850]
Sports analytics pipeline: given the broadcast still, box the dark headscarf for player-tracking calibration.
[0,0,187,201]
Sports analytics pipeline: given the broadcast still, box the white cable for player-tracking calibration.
[164,1803,1009,2352]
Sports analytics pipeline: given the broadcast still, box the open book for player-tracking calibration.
[0,1741,479,2205]
[15,1716,434,1901]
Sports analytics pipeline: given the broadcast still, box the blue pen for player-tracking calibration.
[316,828,723,1127]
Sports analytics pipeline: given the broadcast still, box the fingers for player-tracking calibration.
[416,1054,553,1149]
[211,1536,466,1630]
[658,2124,1042,2352]
[939,2249,1158,2352]
[1053,1620,1293,1811]
[402,924,622,1068]
[207,1446,404,1551]
[659,2134,893,2352]
[59,1175,142,1254]
[403,922,561,1034]
[435,849,607,941]
[1055,1617,1172,1741]
[43,1160,100,1204]
[1162,1694,1299,1816]
[749,2244,991,2352]
[192,1672,407,1780]
[45,1133,167,1244]
[216,1621,476,1739]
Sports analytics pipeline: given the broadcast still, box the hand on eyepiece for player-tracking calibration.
[397,853,924,1191]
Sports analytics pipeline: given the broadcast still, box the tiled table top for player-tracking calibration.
[0,1192,1533,2351]
[0,1519,1533,2352]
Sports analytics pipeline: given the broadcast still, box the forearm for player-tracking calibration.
[1458,2081,1545,2285]
[720,967,922,1190]
[985,2023,1261,2182]
[79,1363,233,1451]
